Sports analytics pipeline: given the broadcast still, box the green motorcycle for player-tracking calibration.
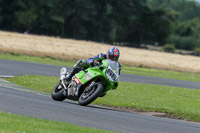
[51,59,120,106]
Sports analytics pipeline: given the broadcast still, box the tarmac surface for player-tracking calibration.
[0,59,200,133]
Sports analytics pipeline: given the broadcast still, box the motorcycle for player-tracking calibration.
[51,59,120,106]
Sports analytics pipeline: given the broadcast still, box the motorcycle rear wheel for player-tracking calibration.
[51,83,66,101]
[78,83,103,106]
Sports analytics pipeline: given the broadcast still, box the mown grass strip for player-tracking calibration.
[95,82,200,122]
[0,52,75,67]
[1,52,200,82]
[0,112,115,133]
[5,75,200,122]
[122,65,200,82]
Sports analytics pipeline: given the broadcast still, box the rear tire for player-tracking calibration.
[51,83,66,101]
[78,83,104,106]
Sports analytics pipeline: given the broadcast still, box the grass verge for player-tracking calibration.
[0,52,75,67]
[5,75,200,122]
[122,65,200,82]
[0,112,114,133]
[1,52,200,82]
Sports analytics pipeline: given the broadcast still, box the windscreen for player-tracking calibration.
[105,59,119,82]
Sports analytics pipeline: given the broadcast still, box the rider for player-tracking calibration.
[65,46,121,81]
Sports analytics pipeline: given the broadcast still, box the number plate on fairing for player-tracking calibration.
[106,66,118,82]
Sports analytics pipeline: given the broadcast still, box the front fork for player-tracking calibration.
[60,79,71,97]
[60,67,69,96]
[61,80,68,90]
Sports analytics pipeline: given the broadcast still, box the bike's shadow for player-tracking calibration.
[62,99,127,113]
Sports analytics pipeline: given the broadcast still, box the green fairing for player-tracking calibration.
[75,59,119,92]
[52,59,120,105]
[80,56,105,68]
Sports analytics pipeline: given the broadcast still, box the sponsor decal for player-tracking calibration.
[75,78,80,84]
[85,74,91,80]
[74,76,84,85]
[88,71,94,77]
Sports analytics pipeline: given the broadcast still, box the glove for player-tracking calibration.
[93,60,100,66]
[88,60,99,66]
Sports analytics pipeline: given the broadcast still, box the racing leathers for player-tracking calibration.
[66,53,121,81]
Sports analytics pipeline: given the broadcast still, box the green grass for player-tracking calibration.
[95,82,200,121]
[0,112,114,133]
[1,52,200,82]
[0,52,75,67]
[5,75,59,93]
[122,66,200,82]
[5,75,200,122]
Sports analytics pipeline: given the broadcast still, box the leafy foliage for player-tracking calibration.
[148,0,200,50]
[194,47,200,55]
[0,0,171,47]
[163,44,175,53]
[1,0,200,50]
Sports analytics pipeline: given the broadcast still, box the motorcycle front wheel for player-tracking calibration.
[51,82,66,101]
[78,83,104,106]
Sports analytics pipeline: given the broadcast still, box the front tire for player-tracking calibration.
[79,83,104,106]
[51,83,66,101]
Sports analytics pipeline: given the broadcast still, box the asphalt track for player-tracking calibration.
[0,59,200,89]
[0,59,200,133]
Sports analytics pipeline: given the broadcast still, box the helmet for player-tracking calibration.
[106,46,120,61]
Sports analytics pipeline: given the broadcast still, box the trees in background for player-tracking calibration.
[0,0,199,50]
[148,0,200,50]
[0,0,171,47]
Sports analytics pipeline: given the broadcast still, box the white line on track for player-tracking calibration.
[0,75,15,78]
[0,78,49,96]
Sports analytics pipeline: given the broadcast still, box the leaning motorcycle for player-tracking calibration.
[51,59,119,106]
